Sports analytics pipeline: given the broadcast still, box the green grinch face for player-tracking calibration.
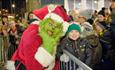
[39,18,63,54]
[40,18,63,38]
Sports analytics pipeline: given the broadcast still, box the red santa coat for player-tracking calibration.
[12,23,43,70]
[12,5,70,70]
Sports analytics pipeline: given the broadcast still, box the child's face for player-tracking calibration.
[98,15,104,22]
[68,30,80,40]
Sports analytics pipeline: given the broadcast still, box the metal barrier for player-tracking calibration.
[63,49,93,70]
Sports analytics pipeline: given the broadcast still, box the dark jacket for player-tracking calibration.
[99,29,112,49]
[86,35,102,69]
[110,19,115,49]
[110,18,115,63]
[99,21,109,29]
[56,37,93,67]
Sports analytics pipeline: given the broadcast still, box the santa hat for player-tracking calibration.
[32,6,48,20]
[32,4,70,21]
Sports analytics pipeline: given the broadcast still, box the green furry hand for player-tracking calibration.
[40,31,56,54]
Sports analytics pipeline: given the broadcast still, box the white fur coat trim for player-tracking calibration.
[31,21,40,25]
[33,14,40,20]
[35,47,55,67]
[44,13,64,23]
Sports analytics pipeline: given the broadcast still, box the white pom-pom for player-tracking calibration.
[48,4,57,13]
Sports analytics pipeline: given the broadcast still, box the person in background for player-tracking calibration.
[79,16,87,25]
[91,10,98,21]
[70,9,80,22]
[21,18,28,29]
[2,15,10,64]
[7,21,18,60]
[56,23,93,70]
[79,16,93,37]
[87,10,97,25]
[0,16,4,66]
[81,22,102,70]
[93,22,113,70]
[109,1,115,70]
[27,12,33,22]
[97,12,109,29]
[68,10,74,22]
[104,8,111,25]
[110,0,115,52]
[80,22,93,38]
[98,7,105,17]
[15,19,25,42]
[27,12,38,25]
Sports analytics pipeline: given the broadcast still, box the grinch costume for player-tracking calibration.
[10,5,69,70]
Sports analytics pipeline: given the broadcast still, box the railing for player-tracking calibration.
[63,49,93,70]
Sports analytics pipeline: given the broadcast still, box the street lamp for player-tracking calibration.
[12,4,15,14]
[94,1,98,4]
[12,4,15,8]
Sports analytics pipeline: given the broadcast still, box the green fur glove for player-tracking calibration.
[39,18,63,55]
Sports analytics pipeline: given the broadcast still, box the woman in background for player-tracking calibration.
[0,15,10,64]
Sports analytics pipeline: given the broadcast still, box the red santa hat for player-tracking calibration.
[32,6,48,20]
[32,4,70,21]
[51,5,70,21]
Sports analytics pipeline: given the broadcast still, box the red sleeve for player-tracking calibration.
[54,60,60,70]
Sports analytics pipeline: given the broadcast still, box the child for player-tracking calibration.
[56,23,93,70]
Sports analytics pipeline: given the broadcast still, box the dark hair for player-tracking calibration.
[2,15,8,25]
[27,12,33,21]
[87,19,93,25]
[98,11,105,17]
[102,7,105,11]
[110,7,112,12]
[2,15,8,18]
[94,10,98,13]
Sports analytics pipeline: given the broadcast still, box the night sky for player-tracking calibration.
[2,0,26,14]
[2,0,11,12]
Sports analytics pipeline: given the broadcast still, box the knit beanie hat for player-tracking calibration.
[66,23,81,35]
[98,11,105,17]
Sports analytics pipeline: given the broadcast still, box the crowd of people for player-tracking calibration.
[0,2,115,70]
[55,6,114,70]
[0,13,29,67]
